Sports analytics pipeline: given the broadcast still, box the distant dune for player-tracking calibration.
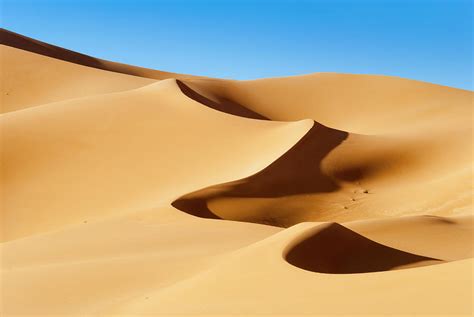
[1,28,472,316]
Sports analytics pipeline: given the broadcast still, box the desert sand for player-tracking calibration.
[1,28,473,316]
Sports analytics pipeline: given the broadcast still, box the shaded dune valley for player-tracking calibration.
[1,28,473,316]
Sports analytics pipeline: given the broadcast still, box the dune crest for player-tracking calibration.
[284,222,442,273]
[173,121,349,226]
[0,28,199,80]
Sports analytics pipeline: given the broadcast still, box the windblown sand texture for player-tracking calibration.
[1,28,473,316]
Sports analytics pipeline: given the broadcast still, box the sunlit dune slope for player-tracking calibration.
[182,73,472,134]
[106,217,473,315]
[0,45,156,113]
[0,29,472,316]
[1,78,312,241]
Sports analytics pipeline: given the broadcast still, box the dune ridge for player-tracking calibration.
[173,121,350,226]
[1,29,473,316]
[284,222,442,274]
[0,28,200,81]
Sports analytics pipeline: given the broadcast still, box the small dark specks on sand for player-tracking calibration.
[343,206,348,209]
[351,198,356,201]
[83,220,88,223]
[363,189,369,194]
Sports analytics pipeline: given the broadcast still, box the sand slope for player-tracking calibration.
[0,45,156,113]
[1,78,311,241]
[1,29,472,316]
[108,219,472,315]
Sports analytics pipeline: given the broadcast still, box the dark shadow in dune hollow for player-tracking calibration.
[172,122,348,224]
[176,80,268,120]
[285,223,443,274]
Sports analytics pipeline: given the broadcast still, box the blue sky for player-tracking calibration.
[1,0,472,89]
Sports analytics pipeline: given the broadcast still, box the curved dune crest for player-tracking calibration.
[173,117,472,225]
[1,29,473,316]
[173,121,350,226]
[284,222,442,273]
[176,79,268,120]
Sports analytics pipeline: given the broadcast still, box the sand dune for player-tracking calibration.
[1,78,311,241]
[105,220,473,315]
[0,45,155,113]
[181,73,472,134]
[173,116,471,225]
[0,28,472,315]
[284,222,443,274]
[173,121,350,226]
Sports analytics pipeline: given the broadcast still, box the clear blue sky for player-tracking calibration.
[1,0,472,89]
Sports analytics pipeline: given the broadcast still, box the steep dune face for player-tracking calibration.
[173,121,349,226]
[284,222,442,274]
[1,29,472,316]
[176,80,268,120]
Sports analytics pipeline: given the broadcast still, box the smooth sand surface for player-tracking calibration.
[1,28,473,316]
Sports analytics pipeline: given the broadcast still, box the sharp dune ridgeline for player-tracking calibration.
[1,28,473,315]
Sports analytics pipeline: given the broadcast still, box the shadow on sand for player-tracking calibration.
[176,80,268,120]
[172,122,348,224]
[285,223,443,273]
